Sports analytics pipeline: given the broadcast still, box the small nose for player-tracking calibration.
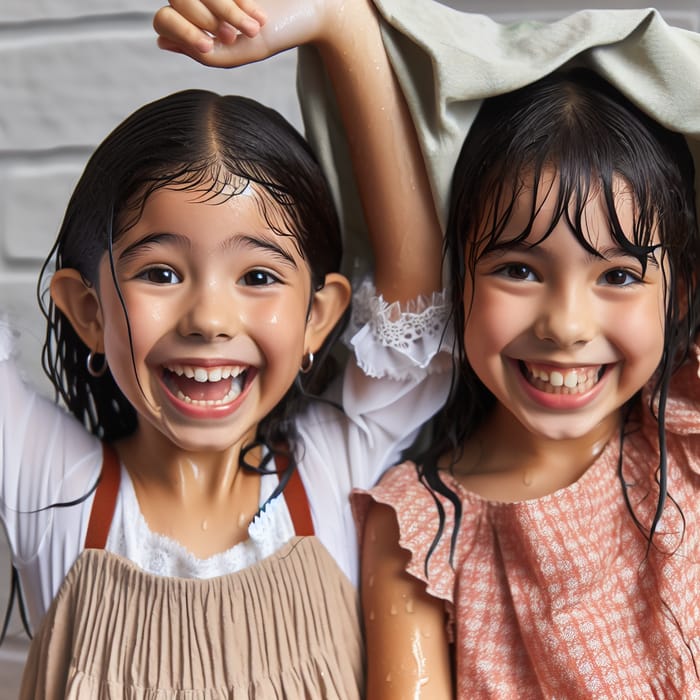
[177,280,239,341]
[533,282,596,348]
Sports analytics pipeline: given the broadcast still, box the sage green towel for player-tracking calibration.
[298,6,700,269]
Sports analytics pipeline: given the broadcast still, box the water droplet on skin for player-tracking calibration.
[385,673,392,683]
[201,520,208,531]
[369,528,377,543]
[523,471,533,486]
[238,513,247,528]
[367,574,375,588]
[368,610,375,621]
[389,604,398,616]
[405,598,415,613]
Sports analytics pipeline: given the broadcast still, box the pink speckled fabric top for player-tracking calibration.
[353,348,700,699]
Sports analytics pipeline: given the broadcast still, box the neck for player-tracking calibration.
[115,422,260,500]
[113,422,265,558]
[452,404,620,501]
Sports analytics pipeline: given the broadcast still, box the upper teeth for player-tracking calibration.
[527,365,598,388]
[166,364,245,382]
[551,370,578,388]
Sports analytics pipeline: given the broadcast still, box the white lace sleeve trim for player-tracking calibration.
[345,280,453,380]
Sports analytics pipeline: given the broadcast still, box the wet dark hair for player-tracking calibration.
[416,68,700,569]
[39,89,348,455]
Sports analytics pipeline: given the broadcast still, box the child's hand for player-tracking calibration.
[154,0,267,63]
[154,0,333,68]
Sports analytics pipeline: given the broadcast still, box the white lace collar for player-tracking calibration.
[107,466,295,579]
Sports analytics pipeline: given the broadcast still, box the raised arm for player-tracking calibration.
[153,0,443,303]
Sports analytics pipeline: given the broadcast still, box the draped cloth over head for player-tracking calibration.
[297,5,700,270]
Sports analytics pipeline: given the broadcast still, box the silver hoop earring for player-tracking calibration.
[299,352,314,374]
[86,351,108,378]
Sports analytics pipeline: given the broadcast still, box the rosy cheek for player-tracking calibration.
[252,298,298,328]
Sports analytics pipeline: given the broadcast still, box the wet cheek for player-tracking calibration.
[144,303,165,324]
[237,308,279,329]
[246,298,303,330]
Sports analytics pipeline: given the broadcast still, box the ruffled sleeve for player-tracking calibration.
[639,342,700,480]
[320,279,453,462]
[352,462,457,607]
[344,279,453,380]
[332,280,453,489]
[296,285,453,587]
[659,343,700,436]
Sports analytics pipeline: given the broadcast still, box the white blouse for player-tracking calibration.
[1,283,452,631]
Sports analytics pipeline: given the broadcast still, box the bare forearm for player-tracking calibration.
[313,1,442,302]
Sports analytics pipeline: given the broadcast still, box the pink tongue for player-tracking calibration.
[169,374,232,402]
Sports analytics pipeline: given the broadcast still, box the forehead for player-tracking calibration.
[117,182,303,255]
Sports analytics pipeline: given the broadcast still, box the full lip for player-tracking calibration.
[156,358,258,419]
[509,358,615,409]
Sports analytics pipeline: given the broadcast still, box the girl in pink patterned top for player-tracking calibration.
[353,61,700,700]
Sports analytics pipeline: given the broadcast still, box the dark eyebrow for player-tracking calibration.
[597,244,661,268]
[228,234,298,269]
[117,232,191,263]
[596,245,641,259]
[116,231,298,269]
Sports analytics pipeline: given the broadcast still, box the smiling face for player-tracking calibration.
[463,170,667,443]
[89,184,330,453]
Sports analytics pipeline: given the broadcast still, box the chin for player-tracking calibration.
[521,415,604,443]
[158,422,248,454]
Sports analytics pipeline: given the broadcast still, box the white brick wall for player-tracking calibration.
[1,1,698,696]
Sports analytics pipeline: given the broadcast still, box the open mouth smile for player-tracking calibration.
[162,363,249,407]
[519,361,607,395]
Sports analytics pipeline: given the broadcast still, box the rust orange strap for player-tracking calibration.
[84,443,121,550]
[275,453,315,536]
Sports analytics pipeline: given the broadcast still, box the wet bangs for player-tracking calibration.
[115,156,285,227]
[467,109,673,277]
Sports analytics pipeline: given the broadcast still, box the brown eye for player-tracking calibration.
[500,263,536,281]
[139,267,180,284]
[601,269,639,286]
[240,270,278,286]
[509,265,529,279]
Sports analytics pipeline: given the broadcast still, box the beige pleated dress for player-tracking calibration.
[20,446,364,699]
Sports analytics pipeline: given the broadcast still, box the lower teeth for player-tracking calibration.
[175,375,244,406]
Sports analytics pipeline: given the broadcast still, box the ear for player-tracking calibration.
[50,269,105,351]
[303,272,352,353]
